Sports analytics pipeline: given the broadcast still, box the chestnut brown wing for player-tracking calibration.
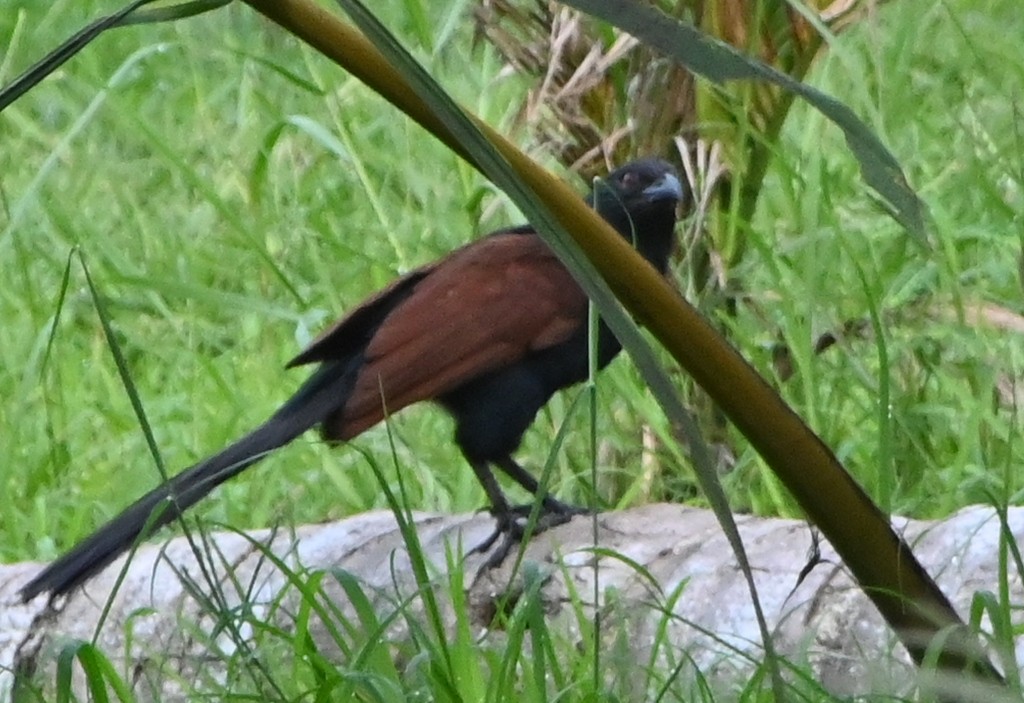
[317,233,587,440]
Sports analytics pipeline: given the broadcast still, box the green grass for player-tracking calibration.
[1,0,537,563]
[720,0,1024,521]
[3,0,1024,699]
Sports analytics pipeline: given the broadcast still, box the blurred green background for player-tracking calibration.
[1,0,1022,567]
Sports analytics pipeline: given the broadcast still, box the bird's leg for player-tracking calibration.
[469,456,589,569]
[494,456,587,517]
[467,460,521,555]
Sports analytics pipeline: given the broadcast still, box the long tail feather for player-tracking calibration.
[20,361,353,601]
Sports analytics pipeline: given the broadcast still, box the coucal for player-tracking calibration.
[20,158,685,602]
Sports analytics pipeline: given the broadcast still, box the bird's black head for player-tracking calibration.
[589,158,687,272]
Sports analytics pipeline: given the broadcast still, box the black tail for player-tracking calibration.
[20,362,354,602]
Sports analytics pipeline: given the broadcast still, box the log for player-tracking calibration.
[1,504,1019,699]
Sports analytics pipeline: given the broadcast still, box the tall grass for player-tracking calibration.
[725,0,1024,521]
[2,0,1023,698]
[1,0,533,563]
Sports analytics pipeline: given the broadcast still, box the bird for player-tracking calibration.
[20,158,686,602]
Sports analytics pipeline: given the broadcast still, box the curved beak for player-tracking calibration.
[643,172,684,204]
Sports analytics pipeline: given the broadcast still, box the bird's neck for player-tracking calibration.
[604,208,677,274]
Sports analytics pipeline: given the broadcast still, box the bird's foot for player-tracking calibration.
[470,500,586,569]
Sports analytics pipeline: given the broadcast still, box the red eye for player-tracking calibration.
[620,172,639,189]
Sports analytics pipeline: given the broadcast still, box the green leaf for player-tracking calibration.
[0,0,230,113]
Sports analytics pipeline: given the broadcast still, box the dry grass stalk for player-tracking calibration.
[474,0,882,187]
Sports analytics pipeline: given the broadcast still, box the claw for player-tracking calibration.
[470,501,586,569]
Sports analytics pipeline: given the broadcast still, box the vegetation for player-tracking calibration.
[2,0,1022,699]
